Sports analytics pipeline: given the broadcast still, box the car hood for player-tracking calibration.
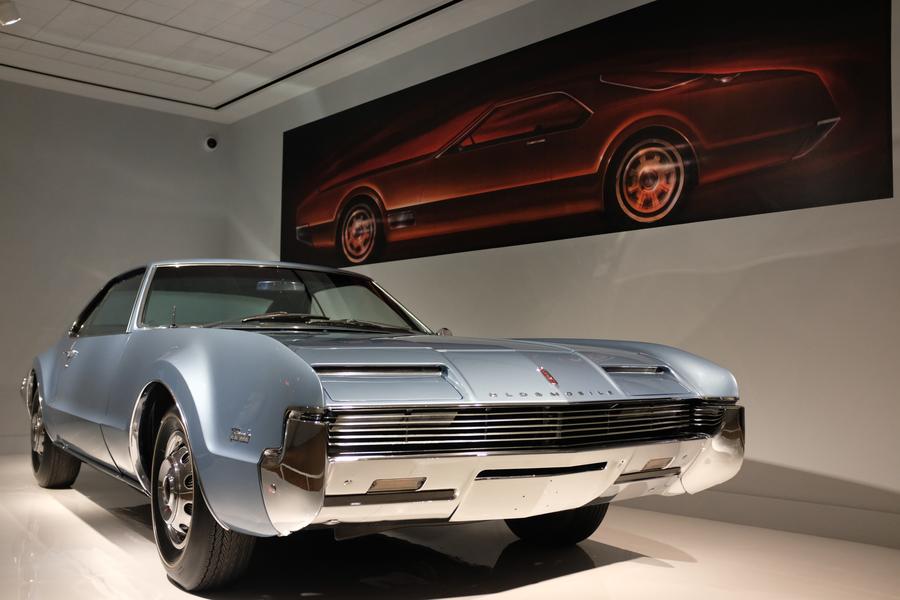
[260,331,699,406]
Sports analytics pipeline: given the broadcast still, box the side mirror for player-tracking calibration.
[435,327,452,336]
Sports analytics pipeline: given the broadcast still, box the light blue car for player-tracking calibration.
[23,259,744,591]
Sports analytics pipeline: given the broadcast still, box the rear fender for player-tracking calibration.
[597,114,704,201]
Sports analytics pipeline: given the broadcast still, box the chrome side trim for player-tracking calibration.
[127,379,231,531]
[599,74,704,92]
[323,489,457,507]
[58,441,149,495]
[128,382,155,494]
[793,117,841,160]
[475,461,607,480]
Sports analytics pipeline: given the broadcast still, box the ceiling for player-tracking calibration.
[0,0,533,122]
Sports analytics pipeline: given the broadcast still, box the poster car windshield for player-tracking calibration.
[282,0,891,266]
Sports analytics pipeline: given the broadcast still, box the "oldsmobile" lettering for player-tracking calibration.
[487,389,610,398]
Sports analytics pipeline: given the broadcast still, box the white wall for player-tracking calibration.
[224,0,900,548]
[0,80,231,453]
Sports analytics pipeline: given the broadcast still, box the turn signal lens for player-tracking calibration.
[643,457,673,471]
[368,477,426,493]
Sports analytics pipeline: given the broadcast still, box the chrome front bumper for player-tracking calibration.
[260,405,744,536]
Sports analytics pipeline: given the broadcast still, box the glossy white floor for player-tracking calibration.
[1,455,898,600]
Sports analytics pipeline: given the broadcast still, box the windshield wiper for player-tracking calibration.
[204,312,414,333]
[301,318,414,333]
[240,312,318,323]
[199,312,317,328]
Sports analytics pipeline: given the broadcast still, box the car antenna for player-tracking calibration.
[170,305,178,328]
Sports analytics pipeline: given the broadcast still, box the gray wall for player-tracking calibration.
[0,79,230,453]
[224,0,900,547]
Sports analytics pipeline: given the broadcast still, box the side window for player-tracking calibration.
[457,93,589,150]
[78,273,144,337]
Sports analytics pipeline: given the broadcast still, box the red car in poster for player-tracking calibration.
[294,69,839,264]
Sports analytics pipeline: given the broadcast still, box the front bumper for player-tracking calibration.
[260,405,744,536]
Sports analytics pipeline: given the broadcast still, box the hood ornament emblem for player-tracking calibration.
[539,367,558,386]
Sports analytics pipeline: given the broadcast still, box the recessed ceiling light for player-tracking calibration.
[0,1,21,26]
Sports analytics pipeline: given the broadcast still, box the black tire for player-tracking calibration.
[151,408,256,591]
[505,503,609,546]
[606,132,693,226]
[338,198,383,265]
[30,383,80,489]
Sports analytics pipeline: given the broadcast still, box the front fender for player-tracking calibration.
[128,329,324,536]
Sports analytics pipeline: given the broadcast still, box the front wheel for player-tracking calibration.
[151,408,255,591]
[338,199,382,264]
[505,503,609,546]
[610,136,689,224]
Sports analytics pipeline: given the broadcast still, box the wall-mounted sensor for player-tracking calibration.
[203,136,219,152]
[0,1,22,26]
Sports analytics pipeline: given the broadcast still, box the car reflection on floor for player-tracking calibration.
[221,527,642,599]
[97,501,642,598]
[61,460,642,598]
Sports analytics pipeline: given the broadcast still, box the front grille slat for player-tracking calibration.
[331,417,694,437]
[330,412,692,432]
[326,400,726,457]
[330,403,689,419]
[330,423,693,445]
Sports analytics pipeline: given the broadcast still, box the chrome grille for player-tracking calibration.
[326,400,727,456]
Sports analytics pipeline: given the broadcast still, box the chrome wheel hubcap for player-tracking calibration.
[617,138,685,223]
[342,205,376,263]
[31,404,45,456]
[156,432,194,549]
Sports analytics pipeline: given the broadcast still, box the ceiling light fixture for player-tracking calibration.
[0,1,21,26]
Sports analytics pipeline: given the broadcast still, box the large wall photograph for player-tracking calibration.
[282,0,892,266]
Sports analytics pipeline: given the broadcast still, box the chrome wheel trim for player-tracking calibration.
[341,204,377,264]
[156,431,194,550]
[30,402,45,457]
[616,138,685,223]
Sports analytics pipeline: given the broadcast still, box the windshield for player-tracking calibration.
[140,265,425,332]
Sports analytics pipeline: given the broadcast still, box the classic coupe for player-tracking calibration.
[24,260,744,590]
[294,69,838,264]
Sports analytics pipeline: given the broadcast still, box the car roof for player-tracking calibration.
[115,259,364,281]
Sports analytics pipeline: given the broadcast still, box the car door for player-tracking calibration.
[51,270,144,468]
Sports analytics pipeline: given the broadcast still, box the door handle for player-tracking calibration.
[64,349,78,366]
[526,138,546,146]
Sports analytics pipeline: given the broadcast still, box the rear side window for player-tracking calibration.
[457,93,590,150]
[78,273,144,337]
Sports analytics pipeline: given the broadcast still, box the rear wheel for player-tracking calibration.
[505,503,608,546]
[30,383,80,489]
[609,135,689,224]
[151,408,255,591]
